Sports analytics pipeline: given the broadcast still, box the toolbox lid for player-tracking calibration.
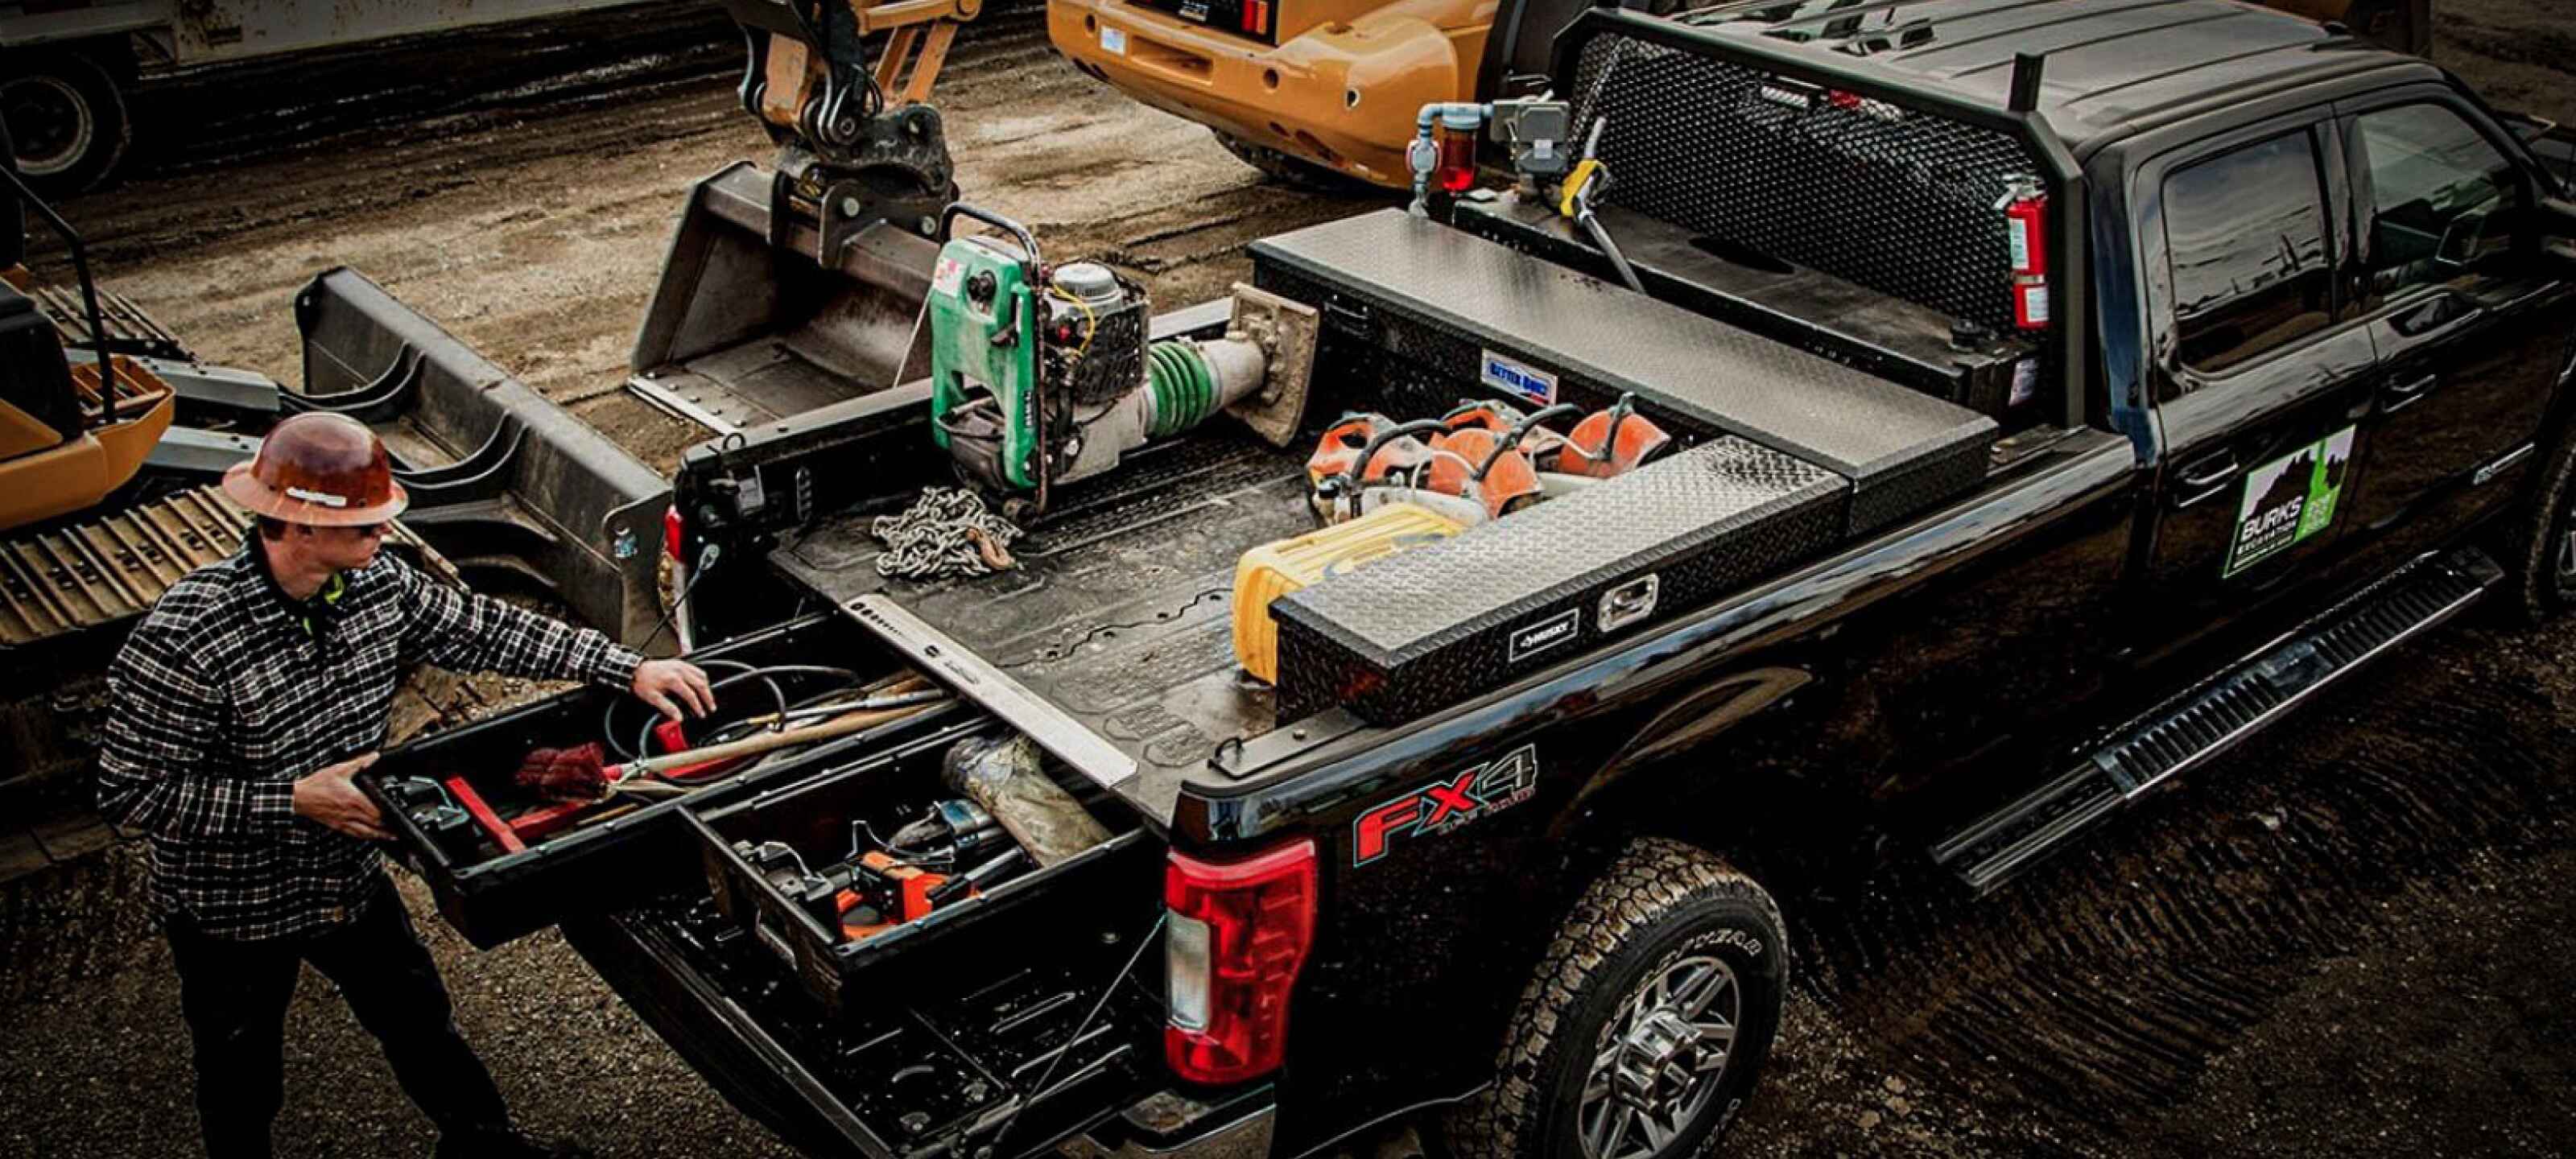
[1274,436,1842,668]
[1249,209,1996,493]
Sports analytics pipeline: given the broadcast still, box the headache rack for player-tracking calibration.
[1546,6,2091,430]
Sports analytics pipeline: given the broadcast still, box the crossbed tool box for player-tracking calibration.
[1450,194,2041,419]
[1249,208,1998,536]
[1271,436,1843,723]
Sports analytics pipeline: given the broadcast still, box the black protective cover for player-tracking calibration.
[1271,437,1843,724]
[1250,208,1997,535]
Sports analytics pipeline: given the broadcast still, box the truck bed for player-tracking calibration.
[758,210,2012,827]
[767,428,1312,826]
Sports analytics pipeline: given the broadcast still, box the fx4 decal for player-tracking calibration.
[1352,744,1540,866]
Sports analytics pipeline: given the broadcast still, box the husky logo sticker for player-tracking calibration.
[1509,608,1581,663]
[1352,745,1541,866]
[2225,427,2355,578]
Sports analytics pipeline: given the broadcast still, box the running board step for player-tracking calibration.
[1931,547,2503,893]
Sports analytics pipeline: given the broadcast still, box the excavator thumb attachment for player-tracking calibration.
[295,268,673,650]
[626,161,939,434]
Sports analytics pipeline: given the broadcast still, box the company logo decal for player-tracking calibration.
[1480,349,1558,406]
[1352,745,1540,866]
[2225,426,2355,577]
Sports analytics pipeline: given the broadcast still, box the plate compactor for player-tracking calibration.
[923,205,1322,520]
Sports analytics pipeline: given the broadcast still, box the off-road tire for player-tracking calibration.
[1445,838,1788,1159]
[1210,130,1377,194]
[2502,390,2576,624]
[1,48,132,196]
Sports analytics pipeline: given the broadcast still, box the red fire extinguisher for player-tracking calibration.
[1996,175,2050,331]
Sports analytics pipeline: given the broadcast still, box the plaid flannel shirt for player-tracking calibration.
[97,540,643,941]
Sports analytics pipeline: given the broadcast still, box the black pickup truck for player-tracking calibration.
[356,4,2576,1159]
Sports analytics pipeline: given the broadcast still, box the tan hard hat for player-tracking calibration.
[221,413,410,526]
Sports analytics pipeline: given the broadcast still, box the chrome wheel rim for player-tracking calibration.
[1578,954,1740,1159]
[1,74,93,178]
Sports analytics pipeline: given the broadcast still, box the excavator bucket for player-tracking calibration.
[295,268,673,649]
[625,161,941,434]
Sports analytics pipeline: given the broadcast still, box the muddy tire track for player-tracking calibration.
[1726,621,2576,1155]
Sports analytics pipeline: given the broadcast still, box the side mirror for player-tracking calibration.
[2433,208,2491,271]
[0,117,22,271]
[2541,195,2576,265]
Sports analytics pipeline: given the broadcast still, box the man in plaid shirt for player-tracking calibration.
[98,414,714,1159]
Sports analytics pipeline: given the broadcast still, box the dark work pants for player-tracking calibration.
[163,879,511,1159]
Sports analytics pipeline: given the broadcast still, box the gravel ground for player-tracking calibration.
[5,2,2574,1157]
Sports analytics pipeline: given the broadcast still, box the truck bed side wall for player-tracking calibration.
[1223,438,2143,1149]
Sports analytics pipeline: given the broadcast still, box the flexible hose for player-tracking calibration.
[1580,208,1646,294]
[1144,341,1219,438]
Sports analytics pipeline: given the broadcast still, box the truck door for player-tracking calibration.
[2132,113,2383,664]
[2335,91,2576,564]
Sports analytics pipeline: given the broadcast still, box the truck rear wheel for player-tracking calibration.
[1446,838,1786,1159]
[0,47,130,196]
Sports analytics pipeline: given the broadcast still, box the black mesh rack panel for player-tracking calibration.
[1566,29,2045,337]
[1271,436,1843,724]
[1249,208,1996,536]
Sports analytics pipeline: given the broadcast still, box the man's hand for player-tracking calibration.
[293,753,390,840]
[633,658,716,722]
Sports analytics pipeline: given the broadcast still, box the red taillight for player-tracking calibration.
[1999,175,2050,331]
[663,503,685,561]
[1164,839,1316,1086]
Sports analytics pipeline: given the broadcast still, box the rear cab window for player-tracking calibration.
[2161,130,2339,374]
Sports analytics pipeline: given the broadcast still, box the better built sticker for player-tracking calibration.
[2225,426,2355,577]
[1480,349,1558,406]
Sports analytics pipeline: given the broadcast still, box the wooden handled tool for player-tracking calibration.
[613,701,934,781]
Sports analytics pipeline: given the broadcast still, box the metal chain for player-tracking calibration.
[871,487,1022,580]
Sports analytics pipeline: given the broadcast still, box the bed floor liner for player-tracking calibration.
[768,430,1311,825]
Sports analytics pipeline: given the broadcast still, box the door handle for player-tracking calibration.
[2385,374,2438,413]
[2171,452,2240,509]
[2177,453,2240,491]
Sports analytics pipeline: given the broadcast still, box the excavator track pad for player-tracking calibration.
[0,485,456,647]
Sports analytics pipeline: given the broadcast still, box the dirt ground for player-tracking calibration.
[6,2,2575,1157]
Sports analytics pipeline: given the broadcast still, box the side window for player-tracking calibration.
[2354,103,2521,302]
[2163,130,2337,373]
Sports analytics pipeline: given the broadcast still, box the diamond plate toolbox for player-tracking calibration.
[1250,209,1997,536]
[1271,437,1842,724]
